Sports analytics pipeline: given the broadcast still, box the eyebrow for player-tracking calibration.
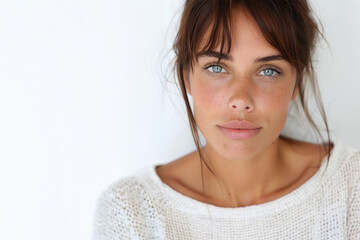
[197,51,233,61]
[197,51,284,63]
[254,55,284,63]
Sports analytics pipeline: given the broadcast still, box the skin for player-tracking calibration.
[156,7,327,207]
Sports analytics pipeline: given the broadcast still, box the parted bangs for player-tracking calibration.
[175,0,233,71]
[175,0,319,75]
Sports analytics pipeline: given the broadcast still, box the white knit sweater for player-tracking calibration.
[93,141,360,240]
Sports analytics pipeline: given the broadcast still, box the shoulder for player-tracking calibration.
[338,144,360,196]
[330,142,360,178]
[96,174,151,209]
[332,143,360,237]
[93,166,165,239]
[286,138,360,181]
[95,167,162,214]
[322,142,360,205]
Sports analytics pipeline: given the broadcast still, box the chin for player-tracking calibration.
[208,140,259,161]
[212,135,280,161]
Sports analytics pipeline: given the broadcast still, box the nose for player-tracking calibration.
[230,103,253,111]
[228,79,254,112]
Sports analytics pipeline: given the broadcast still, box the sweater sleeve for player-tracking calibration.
[92,178,137,240]
[92,176,166,240]
[347,151,360,240]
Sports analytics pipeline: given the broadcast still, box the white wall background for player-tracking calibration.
[0,0,359,239]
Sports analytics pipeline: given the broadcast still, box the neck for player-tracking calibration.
[201,138,287,207]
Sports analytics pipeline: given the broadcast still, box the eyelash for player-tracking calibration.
[203,63,227,74]
[203,63,283,79]
[259,66,282,79]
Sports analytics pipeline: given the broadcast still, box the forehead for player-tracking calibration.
[230,7,280,56]
[196,6,280,61]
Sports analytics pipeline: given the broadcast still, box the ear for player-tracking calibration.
[183,69,192,96]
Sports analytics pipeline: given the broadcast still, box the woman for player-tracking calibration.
[93,0,360,239]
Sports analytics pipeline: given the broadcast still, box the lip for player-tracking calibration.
[217,120,262,140]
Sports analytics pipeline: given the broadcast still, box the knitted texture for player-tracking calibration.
[93,142,360,239]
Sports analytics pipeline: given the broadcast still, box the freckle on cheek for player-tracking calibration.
[271,89,289,103]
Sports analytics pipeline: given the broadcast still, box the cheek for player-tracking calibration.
[192,82,223,114]
[263,86,291,107]
[260,86,292,126]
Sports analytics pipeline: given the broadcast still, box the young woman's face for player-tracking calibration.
[186,8,298,161]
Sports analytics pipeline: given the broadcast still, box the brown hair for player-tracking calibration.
[173,0,331,190]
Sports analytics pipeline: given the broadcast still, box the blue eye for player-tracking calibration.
[259,68,280,77]
[207,65,226,73]
[264,69,274,76]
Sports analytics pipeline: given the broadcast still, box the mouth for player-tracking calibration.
[217,120,262,140]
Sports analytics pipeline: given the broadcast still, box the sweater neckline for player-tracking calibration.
[145,140,342,218]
